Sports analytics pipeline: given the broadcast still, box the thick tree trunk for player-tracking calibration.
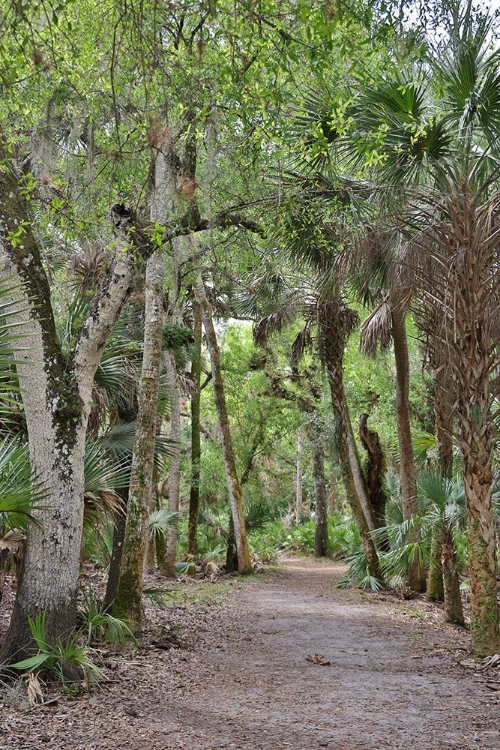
[187,299,202,557]
[194,276,252,574]
[460,415,499,655]
[0,148,137,661]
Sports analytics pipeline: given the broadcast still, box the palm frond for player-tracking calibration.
[359,299,392,356]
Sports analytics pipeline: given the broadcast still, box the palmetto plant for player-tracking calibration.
[290,1,500,655]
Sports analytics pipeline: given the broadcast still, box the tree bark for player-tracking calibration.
[391,307,425,592]
[358,413,387,530]
[187,299,202,557]
[296,427,304,521]
[311,431,328,557]
[113,147,171,632]
[0,146,138,660]
[163,350,181,577]
[441,527,464,625]
[316,299,380,580]
[194,276,252,574]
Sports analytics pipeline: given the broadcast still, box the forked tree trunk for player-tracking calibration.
[194,276,252,574]
[187,299,202,556]
[0,148,138,660]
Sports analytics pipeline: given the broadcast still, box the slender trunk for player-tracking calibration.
[358,413,387,529]
[426,529,445,602]
[441,527,464,625]
[103,486,129,612]
[391,307,425,592]
[316,299,380,580]
[187,300,202,557]
[113,148,171,631]
[296,427,304,521]
[164,350,181,577]
[312,435,328,558]
[194,276,252,574]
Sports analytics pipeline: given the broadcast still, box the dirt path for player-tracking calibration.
[2,558,500,749]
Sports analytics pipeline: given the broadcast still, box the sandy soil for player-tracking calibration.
[1,558,500,750]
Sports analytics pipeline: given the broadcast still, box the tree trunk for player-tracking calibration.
[0,148,138,661]
[316,299,380,580]
[311,432,328,557]
[164,350,181,577]
[187,299,202,557]
[194,276,252,574]
[296,427,304,521]
[441,527,464,625]
[358,413,386,529]
[103,486,129,612]
[113,148,171,632]
[391,307,425,592]
[460,413,499,655]
[426,528,445,602]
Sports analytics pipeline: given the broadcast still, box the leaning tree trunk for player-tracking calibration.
[0,149,138,661]
[316,299,381,580]
[194,276,252,574]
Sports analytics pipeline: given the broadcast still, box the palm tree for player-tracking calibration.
[341,3,500,654]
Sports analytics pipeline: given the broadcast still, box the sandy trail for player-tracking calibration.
[1,558,499,750]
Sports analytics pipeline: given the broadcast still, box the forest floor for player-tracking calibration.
[2,557,500,750]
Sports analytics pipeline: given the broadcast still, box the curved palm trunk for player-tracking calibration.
[194,276,252,574]
[317,300,381,580]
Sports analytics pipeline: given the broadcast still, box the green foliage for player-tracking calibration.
[80,589,138,645]
[10,612,105,686]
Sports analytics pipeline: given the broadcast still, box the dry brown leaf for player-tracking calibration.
[306,653,331,666]
[27,672,45,706]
